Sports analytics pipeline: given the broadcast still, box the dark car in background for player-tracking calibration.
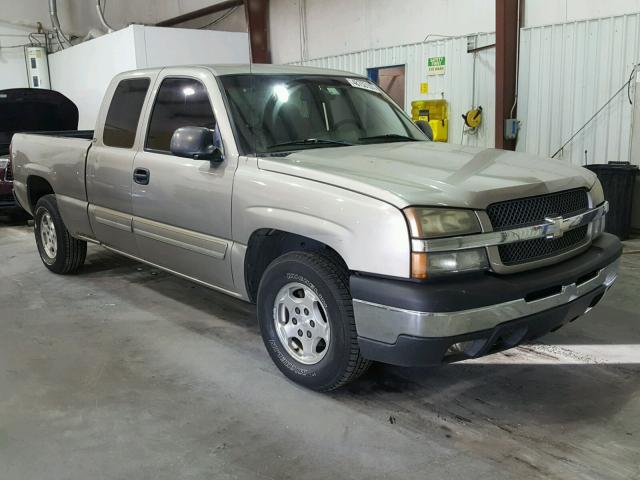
[0,88,78,217]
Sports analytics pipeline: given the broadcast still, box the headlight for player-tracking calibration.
[404,207,486,279]
[0,158,7,170]
[404,207,481,239]
[590,180,605,206]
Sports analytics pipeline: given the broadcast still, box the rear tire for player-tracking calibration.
[257,251,370,391]
[34,194,86,274]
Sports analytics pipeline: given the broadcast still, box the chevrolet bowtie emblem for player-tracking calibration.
[544,216,565,239]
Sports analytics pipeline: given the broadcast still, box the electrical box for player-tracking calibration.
[504,118,520,140]
[25,47,51,89]
[411,99,448,142]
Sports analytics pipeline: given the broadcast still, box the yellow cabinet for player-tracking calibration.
[411,99,448,142]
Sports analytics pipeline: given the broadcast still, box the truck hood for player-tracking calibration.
[257,142,597,209]
[0,88,78,156]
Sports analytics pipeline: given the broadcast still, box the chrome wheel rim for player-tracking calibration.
[40,212,57,259]
[273,282,331,365]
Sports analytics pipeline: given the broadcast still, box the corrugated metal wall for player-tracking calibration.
[294,34,497,148]
[518,13,640,166]
[293,14,639,164]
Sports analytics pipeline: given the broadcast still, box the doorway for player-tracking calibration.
[367,65,406,109]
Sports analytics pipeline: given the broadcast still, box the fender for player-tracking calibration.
[232,161,411,279]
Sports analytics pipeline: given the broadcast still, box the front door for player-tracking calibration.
[131,73,236,291]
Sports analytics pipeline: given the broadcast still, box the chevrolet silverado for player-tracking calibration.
[10,65,621,390]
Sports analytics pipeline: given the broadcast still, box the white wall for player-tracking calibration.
[0,0,234,34]
[524,0,640,27]
[49,26,138,129]
[5,0,640,67]
[517,13,640,167]
[270,0,496,64]
[139,26,249,68]
[271,0,640,64]
[0,21,35,90]
[48,25,250,129]
[3,0,632,63]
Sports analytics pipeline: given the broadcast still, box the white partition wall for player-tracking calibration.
[49,25,250,129]
[49,28,138,129]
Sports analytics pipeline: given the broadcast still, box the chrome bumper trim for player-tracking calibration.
[353,258,619,343]
[412,202,608,253]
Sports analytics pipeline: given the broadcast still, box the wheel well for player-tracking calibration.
[27,176,54,211]
[244,229,347,303]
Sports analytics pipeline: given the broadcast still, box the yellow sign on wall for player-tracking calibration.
[420,82,429,94]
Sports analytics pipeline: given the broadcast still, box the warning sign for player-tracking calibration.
[427,56,446,76]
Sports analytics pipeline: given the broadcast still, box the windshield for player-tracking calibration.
[219,74,428,155]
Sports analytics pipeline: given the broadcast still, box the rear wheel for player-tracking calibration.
[257,251,370,391]
[34,195,86,274]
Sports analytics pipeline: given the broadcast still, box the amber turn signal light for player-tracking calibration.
[411,252,428,279]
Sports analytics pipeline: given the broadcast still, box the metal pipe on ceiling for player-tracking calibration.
[156,0,244,27]
[96,0,115,33]
[48,0,72,48]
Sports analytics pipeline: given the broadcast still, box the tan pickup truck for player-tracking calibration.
[10,64,621,390]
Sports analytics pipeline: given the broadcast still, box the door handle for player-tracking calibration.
[133,168,150,185]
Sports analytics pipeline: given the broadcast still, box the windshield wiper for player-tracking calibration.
[267,138,354,150]
[358,134,420,143]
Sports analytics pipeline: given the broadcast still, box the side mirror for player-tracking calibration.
[170,126,223,163]
[415,120,433,141]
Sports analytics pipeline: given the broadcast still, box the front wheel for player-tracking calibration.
[34,195,87,274]
[257,252,371,391]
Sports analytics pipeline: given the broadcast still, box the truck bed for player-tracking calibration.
[11,131,94,217]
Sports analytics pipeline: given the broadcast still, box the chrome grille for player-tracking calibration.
[498,225,589,265]
[487,189,590,265]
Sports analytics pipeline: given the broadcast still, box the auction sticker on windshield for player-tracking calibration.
[346,78,381,93]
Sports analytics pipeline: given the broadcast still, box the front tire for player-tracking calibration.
[34,195,86,274]
[257,252,370,391]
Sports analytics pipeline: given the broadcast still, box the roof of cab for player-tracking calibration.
[118,64,363,79]
[204,64,361,77]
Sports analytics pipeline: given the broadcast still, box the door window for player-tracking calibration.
[103,78,150,148]
[145,78,216,153]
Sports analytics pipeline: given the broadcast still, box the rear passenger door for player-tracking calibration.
[86,75,154,256]
[131,72,237,291]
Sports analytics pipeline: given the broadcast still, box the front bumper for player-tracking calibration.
[351,233,622,366]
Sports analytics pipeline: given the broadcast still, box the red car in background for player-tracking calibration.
[0,88,78,217]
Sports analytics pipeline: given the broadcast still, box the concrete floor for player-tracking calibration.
[1,220,639,480]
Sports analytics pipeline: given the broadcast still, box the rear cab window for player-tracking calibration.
[145,77,217,154]
[103,78,150,148]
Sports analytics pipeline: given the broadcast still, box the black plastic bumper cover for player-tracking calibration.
[358,284,608,367]
[352,233,622,367]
